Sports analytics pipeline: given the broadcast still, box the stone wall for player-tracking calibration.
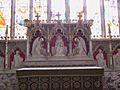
[0,72,18,90]
[104,69,120,90]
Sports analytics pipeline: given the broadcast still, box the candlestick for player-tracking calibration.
[5,25,8,69]
[108,24,114,68]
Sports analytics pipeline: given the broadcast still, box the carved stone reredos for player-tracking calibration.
[73,20,84,35]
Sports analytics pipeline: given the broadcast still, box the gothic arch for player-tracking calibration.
[112,43,120,55]
[49,21,69,56]
[28,22,47,56]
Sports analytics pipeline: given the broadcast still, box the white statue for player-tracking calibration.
[13,50,23,68]
[32,37,44,56]
[74,37,87,56]
[113,48,120,66]
[55,35,65,56]
[96,48,106,67]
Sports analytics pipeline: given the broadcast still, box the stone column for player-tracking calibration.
[68,24,72,56]
[89,36,93,57]
[87,20,94,57]
[26,35,30,61]
[108,25,113,68]
[47,26,50,56]
[5,25,8,69]
[10,0,16,38]
[29,0,33,20]
[47,0,51,23]
[100,0,106,37]
[83,0,87,21]
[117,0,120,34]
[65,0,70,22]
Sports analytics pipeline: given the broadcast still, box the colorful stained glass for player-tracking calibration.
[70,0,83,20]
[0,0,11,37]
[0,0,118,38]
[104,0,119,36]
[15,0,30,37]
[33,0,47,20]
[86,0,101,37]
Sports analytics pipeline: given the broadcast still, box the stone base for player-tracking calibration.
[23,56,96,67]
[16,67,104,90]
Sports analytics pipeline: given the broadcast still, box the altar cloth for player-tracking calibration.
[17,66,103,70]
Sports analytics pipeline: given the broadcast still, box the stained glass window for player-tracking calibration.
[51,0,65,20]
[86,0,101,38]
[0,0,11,37]
[15,0,30,38]
[118,1,120,32]
[70,0,83,20]
[2,0,119,39]
[33,0,47,20]
[104,0,119,36]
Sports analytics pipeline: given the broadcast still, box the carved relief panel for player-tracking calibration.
[112,44,120,67]
[28,23,47,57]
[93,46,108,67]
[72,20,91,56]
[49,21,69,56]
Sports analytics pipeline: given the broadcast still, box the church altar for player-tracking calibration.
[15,15,104,90]
[16,67,104,90]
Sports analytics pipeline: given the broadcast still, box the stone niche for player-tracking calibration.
[23,19,96,67]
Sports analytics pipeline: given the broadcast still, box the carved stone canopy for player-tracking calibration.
[51,21,68,36]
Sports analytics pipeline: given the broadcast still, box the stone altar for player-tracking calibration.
[16,67,104,90]
[16,18,104,90]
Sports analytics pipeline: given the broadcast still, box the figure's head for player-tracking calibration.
[16,50,20,54]
[40,38,44,41]
[75,38,79,42]
[98,48,102,53]
[117,48,120,52]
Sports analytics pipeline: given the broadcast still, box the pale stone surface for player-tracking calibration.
[32,37,46,57]
[54,35,66,56]
[113,48,120,66]
[96,48,106,67]
[14,51,23,68]
[73,37,87,56]
[0,57,4,70]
